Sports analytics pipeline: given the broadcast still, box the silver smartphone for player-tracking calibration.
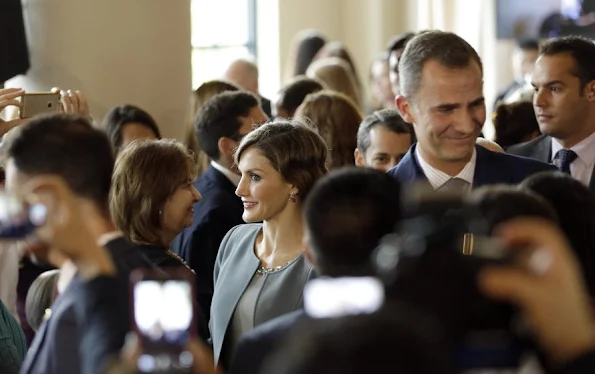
[20,93,61,119]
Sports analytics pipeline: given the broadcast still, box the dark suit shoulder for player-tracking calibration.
[489,149,554,171]
[104,237,153,274]
[477,146,556,185]
[386,145,422,184]
[506,135,551,160]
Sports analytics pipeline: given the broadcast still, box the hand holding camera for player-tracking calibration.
[479,218,595,365]
[0,87,25,135]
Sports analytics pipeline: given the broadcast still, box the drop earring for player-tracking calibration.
[289,191,297,203]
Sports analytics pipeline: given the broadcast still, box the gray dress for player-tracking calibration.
[209,223,315,366]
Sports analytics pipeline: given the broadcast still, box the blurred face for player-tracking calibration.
[397,60,485,173]
[371,60,394,107]
[161,180,202,239]
[355,125,413,172]
[532,53,595,148]
[121,123,158,148]
[513,48,539,83]
[389,49,404,97]
[236,147,295,223]
[4,160,53,265]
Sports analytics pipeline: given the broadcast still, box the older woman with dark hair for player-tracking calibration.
[102,105,162,154]
[210,119,328,367]
[110,139,200,271]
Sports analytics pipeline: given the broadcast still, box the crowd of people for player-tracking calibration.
[0,24,594,374]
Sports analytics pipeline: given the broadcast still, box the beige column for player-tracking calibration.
[7,0,192,140]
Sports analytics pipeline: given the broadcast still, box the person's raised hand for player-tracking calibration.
[117,333,221,374]
[0,88,25,136]
[479,218,595,365]
[51,87,92,122]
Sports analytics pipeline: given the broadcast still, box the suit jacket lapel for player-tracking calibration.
[21,279,77,373]
[21,316,49,373]
[535,136,552,163]
[589,165,595,191]
[473,145,503,187]
[397,144,432,187]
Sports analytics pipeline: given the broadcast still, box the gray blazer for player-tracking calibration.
[210,223,315,365]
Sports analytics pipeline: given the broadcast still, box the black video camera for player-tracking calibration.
[373,184,534,370]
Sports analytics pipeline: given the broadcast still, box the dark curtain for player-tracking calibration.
[0,0,30,82]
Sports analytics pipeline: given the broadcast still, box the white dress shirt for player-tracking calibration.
[211,161,241,187]
[415,147,477,190]
[551,131,595,186]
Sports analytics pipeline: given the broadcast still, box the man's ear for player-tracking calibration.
[396,95,415,124]
[217,137,236,161]
[586,81,595,102]
[354,148,366,167]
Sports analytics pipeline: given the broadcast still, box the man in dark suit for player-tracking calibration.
[1,114,155,374]
[507,36,595,190]
[226,167,403,374]
[387,31,555,189]
[172,91,267,324]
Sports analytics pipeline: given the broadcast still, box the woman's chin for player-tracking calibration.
[242,213,260,223]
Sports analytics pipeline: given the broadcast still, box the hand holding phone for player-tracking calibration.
[131,269,197,373]
[0,88,25,135]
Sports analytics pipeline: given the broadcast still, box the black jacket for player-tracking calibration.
[172,165,244,325]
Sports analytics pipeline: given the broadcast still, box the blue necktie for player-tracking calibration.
[555,149,578,174]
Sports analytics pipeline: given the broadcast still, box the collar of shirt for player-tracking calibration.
[415,146,477,190]
[211,160,241,187]
[97,230,124,247]
[551,130,595,167]
[57,260,78,294]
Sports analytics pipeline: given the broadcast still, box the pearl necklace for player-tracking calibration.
[166,250,195,274]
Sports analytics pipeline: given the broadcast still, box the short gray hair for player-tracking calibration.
[398,31,483,98]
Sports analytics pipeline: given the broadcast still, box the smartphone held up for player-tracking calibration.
[19,92,61,119]
[131,269,197,374]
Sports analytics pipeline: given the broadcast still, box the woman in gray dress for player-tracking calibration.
[209,119,328,367]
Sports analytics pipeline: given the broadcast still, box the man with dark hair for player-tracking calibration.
[494,39,540,106]
[173,91,267,325]
[388,31,554,190]
[386,32,415,97]
[274,76,324,118]
[354,109,415,172]
[508,36,595,190]
[1,114,153,374]
[226,167,402,374]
